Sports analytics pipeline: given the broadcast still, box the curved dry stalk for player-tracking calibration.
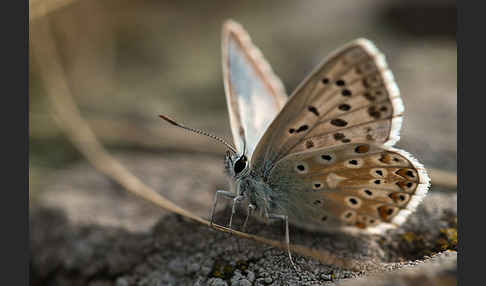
[31,15,207,226]
[30,0,79,21]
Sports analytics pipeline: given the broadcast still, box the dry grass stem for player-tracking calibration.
[30,0,80,21]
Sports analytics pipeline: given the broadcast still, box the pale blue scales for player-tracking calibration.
[222,21,287,158]
[227,39,278,156]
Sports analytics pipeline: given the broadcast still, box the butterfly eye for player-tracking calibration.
[233,156,247,174]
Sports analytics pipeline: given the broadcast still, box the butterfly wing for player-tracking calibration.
[222,20,287,157]
[251,39,403,175]
[267,143,429,233]
[250,38,429,233]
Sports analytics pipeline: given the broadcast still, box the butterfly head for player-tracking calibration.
[224,151,249,179]
[159,114,250,178]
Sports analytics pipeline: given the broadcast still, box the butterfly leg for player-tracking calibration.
[228,195,245,229]
[210,190,236,227]
[242,203,256,232]
[268,214,298,271]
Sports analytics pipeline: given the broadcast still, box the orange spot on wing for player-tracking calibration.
[396,168,407,177]
[355,145,370,153]
[396,181,407,189]
[378,206,394,221]
[396,168,416,179]
[355,222,366,229]
[378,153,393,164]
[389,192,409,204]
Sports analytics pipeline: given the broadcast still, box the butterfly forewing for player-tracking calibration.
[222,20,287,157]
[267,143,429,233]
[251,39,403,175]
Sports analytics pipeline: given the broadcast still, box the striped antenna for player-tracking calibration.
[159,114,237,154]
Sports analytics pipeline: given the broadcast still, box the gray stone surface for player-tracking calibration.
[31,152,457,285]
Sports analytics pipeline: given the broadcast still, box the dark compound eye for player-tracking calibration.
[233,155,247,174]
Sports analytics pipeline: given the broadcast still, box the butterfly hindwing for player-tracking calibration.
[267,143,429,233]
[251,39,403,175]
[222,20,287,157]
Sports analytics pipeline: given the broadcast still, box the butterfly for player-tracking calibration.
[160,20,430,269]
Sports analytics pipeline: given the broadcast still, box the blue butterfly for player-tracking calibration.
[161,20,429,269]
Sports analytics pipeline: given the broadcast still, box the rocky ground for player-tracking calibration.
[30,152,456,286]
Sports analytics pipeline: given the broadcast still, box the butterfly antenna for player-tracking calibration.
[242,136,248,158]
[159,114,237,154]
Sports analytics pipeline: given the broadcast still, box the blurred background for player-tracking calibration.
[29,0,457,284]
[30,0,456,216]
